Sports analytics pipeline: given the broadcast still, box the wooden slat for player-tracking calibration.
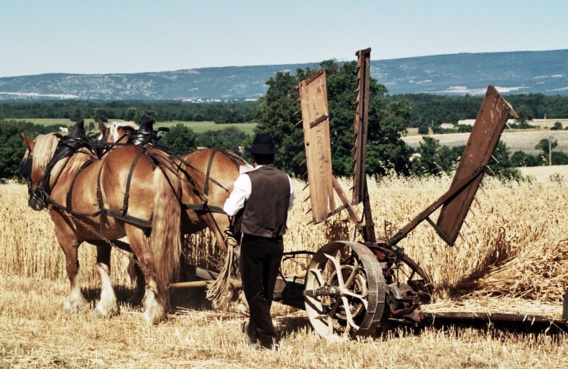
[436,85,518,245]
[298,70,335,223]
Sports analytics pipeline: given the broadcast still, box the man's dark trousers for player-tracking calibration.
[240,233,284,348]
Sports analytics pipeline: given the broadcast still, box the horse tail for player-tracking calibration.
[150,156,182,296]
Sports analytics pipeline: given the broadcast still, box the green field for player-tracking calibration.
[13,118,257,135]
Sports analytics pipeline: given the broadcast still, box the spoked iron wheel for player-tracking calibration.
[304,241,386,339]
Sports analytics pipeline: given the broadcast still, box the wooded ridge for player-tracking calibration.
[0,50,566,100]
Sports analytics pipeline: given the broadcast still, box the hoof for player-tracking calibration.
[94,303,120,319]
[64,300,88,314]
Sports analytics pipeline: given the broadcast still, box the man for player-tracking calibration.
[223,133,294,349]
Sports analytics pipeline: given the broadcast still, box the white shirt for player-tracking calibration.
[223,165,294,216]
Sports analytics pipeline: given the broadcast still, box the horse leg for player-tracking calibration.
[123,224,166,324]
[126,258,146,306]
[102,238,145,305]
[91,241,120,318]
[59,240,89,313]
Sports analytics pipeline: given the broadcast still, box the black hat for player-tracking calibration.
[247,133,276,155]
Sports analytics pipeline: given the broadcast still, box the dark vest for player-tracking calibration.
[234,165,290,238]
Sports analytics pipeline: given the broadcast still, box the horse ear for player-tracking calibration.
[70,120,86,137]
[98,120,108,135]
[21,133,35,152]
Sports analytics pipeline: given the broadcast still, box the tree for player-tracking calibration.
[535,138,558,165]
[159,124,197,155]
[409,136,457,177]
[196,127,250,154]
[253,69,314,175]
[134,111,157,125]
[0,120,59,180]
[418,125,429,135]
[124,107,137,121]
[70,108,83,122]
[254,60,411,177]
[514,104,535,126]
[92,107,108,123]
[511,151,539,167]
[489,141,522,180]
[0,121,27,179]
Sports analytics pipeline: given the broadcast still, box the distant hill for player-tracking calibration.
[0,50,566,101]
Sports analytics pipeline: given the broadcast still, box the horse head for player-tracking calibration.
[98,121,138,143]
[21,120,92,210]
[20,132,59,210]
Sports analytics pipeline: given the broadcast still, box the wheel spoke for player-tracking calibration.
[308,267,326,287]
[343,263,362,288]
[324,252,345,286]
[327,294,343,318]
[341,296,360,331]
[341,290,369,310]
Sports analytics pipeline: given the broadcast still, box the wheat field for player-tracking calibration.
[1,173,568,368]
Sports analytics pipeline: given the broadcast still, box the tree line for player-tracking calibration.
[2,92,568,130]
[0,100,254,124]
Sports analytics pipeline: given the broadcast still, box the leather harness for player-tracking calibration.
[31,135,240,230]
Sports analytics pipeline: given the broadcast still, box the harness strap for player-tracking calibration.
[203,148,218,196]
[96,154,109,234]
[48,198,152,229]
[182,203,225,214]
[122,149,146,216]
[66,158,96,211]
[101,209,152,228]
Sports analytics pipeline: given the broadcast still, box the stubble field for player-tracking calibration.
[1,170,568,368]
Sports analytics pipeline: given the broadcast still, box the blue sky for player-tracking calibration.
[1,0,567,77]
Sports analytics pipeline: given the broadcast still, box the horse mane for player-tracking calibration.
[31,133,60,172]
[194,147,250,168]
[62,146,97,175]
[223,149,249,166]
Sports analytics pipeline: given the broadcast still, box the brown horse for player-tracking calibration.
[98,121,251,253]
[20,123,182,324]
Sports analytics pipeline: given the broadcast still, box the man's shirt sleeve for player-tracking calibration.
[223,173,252,216]
[288,175,294,211]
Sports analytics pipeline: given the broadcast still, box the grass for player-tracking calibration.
[10,118,258,135]
[2,172,568,367]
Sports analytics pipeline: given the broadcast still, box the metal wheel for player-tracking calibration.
[304,241,385,339]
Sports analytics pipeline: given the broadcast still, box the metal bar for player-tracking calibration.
[169,280,243,289]
[387,167,485,246]
[332,176,361,228]
[563,290,568,320]
[425,311,566,324]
